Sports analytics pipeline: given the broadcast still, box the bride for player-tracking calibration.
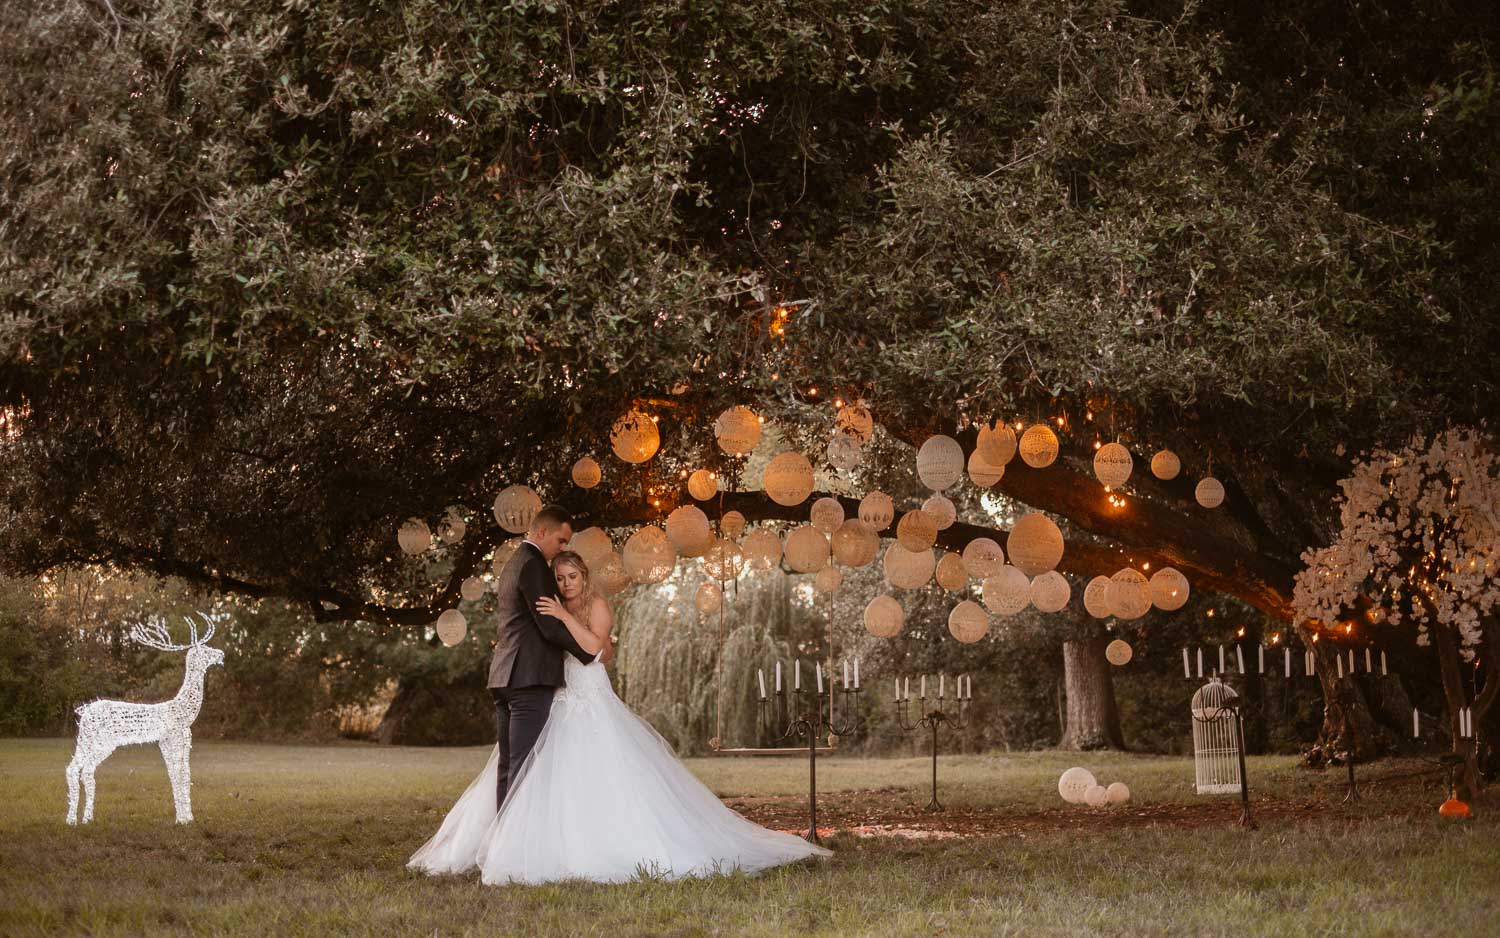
[408,549,831,884]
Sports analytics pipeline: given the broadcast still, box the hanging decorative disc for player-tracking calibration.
[935,551,969,591]
[982,565,1032,615]
[702,537,746,581]
[491,537,523,575]
[623,526,676,584]
[1107,568,1151,620]
[695,582,723,615]
[895,509,938,551]
[398,518,432,556]
[976,420,1018,466]
[883,544,935,589]
[1019,424,1060,468]
[784,525,831,573]
[1149,567,1191,611]
[687,469,718,501]
[1030,570,1072,613]
[493,485,542,534]
[810,496,845,534]
[714,405,762,456]
[741,529,783,570]
[961,537,1006,579]
[864,594,905,638]
[570,527,613,567]
[831,519,879,567]
[436,609,467,646]
[813,564,843,595]
[665,505,714,557]
[827,432,863,472]
[594,551,630,595]
[439,507,468,545]
[720,510,747,539]
[858,491,895,531]
[1195,477,1226,508]
[922,493,957,531]
[571,457,603,489]
[610,409,660,464]
[1105,639,1134,666]
[836,402,875,445]
[762,451,815,506]
[460,576,486,602]
[1083,575,1114,618]
[916,435,965,491]
[1007,512,1065,577]
[1150,449,1181,481]
[967,447,1006,488]
[948,600,990,644]
[1093,443,1134,488]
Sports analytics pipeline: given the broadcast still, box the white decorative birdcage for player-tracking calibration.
[1191,677,1243,795]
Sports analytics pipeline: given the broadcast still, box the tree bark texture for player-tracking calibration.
[1060,626,1125,751]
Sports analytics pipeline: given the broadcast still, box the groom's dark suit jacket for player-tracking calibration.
[487,541,596,688]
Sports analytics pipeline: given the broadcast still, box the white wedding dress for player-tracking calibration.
[408,654,831,884]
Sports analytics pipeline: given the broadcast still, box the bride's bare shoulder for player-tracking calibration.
[590,595,613,620]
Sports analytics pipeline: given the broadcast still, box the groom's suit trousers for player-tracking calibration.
[492,685,554,811]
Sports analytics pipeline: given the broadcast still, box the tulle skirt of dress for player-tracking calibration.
[408,663,830,885]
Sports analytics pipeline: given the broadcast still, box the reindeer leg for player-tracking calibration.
[161,735,193,823]
[81,761,98,824]
[65,758,80,825]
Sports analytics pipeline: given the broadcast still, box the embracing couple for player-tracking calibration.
[408,505,830,884]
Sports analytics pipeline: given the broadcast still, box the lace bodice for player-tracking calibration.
[553,656,614,714]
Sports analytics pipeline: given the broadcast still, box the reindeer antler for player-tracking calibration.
[129,617,189,652]
[191,612,216,646]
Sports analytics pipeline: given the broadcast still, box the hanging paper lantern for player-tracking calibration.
[864,595,905,638]
[1058,767,1096,804]
[1106,782,1131,805]
[883,545,935,589]
[493,485,542,534]
[982,565,1032,615]
[594,551,630,595]
[1195,477,1225,508]
[895,509,938,551]
[439,507,468,545]
[1150,450,1181,481]
[720,510,747,539]
[1106,639,1134,666]
[741,529,783,570]
[1108,568,1151,620]
[1019,424,1059,468]
[1030,571,1072,613]
[827,432,862,472]
[836,402,875,445]
[460,576,486,602]
[858,491,895,531]
[623,526,675,584]
[813,565,843,595]
[784,525,831,573]
[1093,443,1133,488]
[665,506,714,557]
[398,518,432,556]
[714,405,762,456]
[810,496,845,534]
[610,410,660,464]
[967,447,1006,488]
[695,582,723,615]
[916,435,965,491]
[935,552,969,591]
[976,420,1018,466]
[491,537,523,575]
[948,601,990,643]
[687,469,718,501]
[570,527,613,567]
[1007,512,1064,577]
[831,519,879,568]
[1083,575,1114,618]
[571,457,602,489]
[763,451,815,506]
[961,537,1005,579]
[1149,567,1191,611]
[922,493,957,531]
[1084,784,1109,808]
[702,538,746,581]
[436,609,467,646]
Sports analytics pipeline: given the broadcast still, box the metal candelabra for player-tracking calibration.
[894,674,972,812]
[757,666,864,846]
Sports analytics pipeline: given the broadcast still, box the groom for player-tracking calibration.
[487,504,597,810]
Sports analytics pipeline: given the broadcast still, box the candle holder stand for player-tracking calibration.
[894,684,970,813]
[758,681,864,845]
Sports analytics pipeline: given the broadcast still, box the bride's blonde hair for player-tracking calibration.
[552,550,600,616]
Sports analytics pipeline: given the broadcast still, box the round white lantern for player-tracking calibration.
[665,505,714,557]
[1083,575,1114,618]
[1058,767,1096,804]
[864,595,905,638]
[1084,784,1110,808]
[702,537,746,581]
[1150,449,1181,480]
[1093,442,1133,488]
[610,409,660,464]
[813,565,843,595]
[741,529,783,570]
[883,545,935,589]
[827,432,863,472]
[1149,566,1191,611]
[1195,477,1225,508]
[858,491,895,531]
[491,537,523,574]
[967,447,1006,488]
[623,526,675,584]
[398,518,432,555]
[763,451,815,506]
[948,600,990,644]
[1019,424,1059,468]
[836,402,875,445]
[976,420,1018,466]
[571,457,602,489]
[720,510,747,539]
[935,552,969,591]
[1106,639,1134,666]
[571,526,613,567]
[922,493,957,530]
[1105,782,1131,805]
[714,405,762,456]
[1030,571,1072,613]
[961,537,1006,579]
[1007,512,1064,577]
[916,435,964,491]
[493,485,542,534]
[439,507,468,545]
[436,609,467,646]
[831,519,879,568]
[460,576,486,602]
[695,582,723,615]
[895,509,938,551]
[982,565,1032,615]
[784,525,831,573]
[594,551,630,595]
[1108,568,1151,620]
[810,496,845,534]
[687,469,718,501]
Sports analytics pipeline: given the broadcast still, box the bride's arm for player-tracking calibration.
[586,597,615,665]
[535,597,605,655]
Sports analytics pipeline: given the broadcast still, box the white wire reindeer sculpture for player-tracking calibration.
[65,614,225,825]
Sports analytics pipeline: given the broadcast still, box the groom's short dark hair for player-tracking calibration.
[531,505,574,533]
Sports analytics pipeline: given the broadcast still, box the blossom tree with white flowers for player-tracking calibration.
[1295,427,1499,797]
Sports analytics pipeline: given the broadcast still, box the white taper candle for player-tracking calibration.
[1237,645,1245,674]
[758,669,766,700]
[816,661,823,693]
[775,661,782,692]
[1183,648,1191,679]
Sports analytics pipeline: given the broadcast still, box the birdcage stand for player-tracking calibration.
[1191,680,1255,829]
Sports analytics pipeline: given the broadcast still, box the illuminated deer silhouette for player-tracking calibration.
[65,614,225,825]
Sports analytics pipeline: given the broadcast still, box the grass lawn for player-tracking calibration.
[1,738,1496,936]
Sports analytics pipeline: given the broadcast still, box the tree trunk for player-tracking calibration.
[1059,624,1125,750]
[1432,622,1483,802]
[373,674,492,746]
[1306,637,1391,765]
